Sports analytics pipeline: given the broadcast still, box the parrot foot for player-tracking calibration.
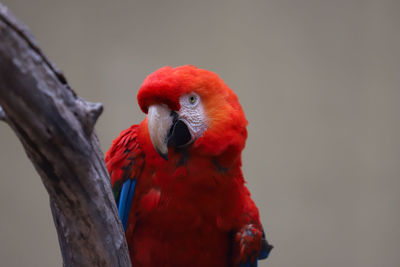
[234,224,262,266]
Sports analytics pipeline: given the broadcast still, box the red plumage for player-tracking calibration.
[105,65,270,266]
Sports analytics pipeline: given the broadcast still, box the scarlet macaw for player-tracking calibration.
[106,65,272,266]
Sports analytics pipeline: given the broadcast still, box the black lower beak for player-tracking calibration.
[167,113,192,149]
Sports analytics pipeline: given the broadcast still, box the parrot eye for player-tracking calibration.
[188,94,198,105]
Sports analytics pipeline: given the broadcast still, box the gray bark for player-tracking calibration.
[0,3,131,266]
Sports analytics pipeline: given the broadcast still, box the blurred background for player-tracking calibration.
[1,0,400,266]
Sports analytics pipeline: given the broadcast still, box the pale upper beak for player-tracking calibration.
[147,104,192,160]
[148,104,173,160]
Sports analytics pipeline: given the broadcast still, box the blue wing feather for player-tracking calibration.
[118,179,137,231]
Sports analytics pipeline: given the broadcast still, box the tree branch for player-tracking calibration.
[0,3,131,266]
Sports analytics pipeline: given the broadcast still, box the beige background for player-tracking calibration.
[1,1,400,266]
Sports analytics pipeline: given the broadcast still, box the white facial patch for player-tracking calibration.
[177,93,208,140]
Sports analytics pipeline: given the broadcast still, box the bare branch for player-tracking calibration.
[0,2,130,266]
[78,99,104,135]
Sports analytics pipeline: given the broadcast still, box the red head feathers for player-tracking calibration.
[138,65,248,159]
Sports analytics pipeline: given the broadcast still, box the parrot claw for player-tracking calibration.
[235,224,262,266]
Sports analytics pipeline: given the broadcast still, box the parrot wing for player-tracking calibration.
[105,125,144,231]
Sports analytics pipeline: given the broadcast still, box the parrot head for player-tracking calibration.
[137,65,248,161]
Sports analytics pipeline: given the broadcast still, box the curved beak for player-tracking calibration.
[147,104,192,160]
